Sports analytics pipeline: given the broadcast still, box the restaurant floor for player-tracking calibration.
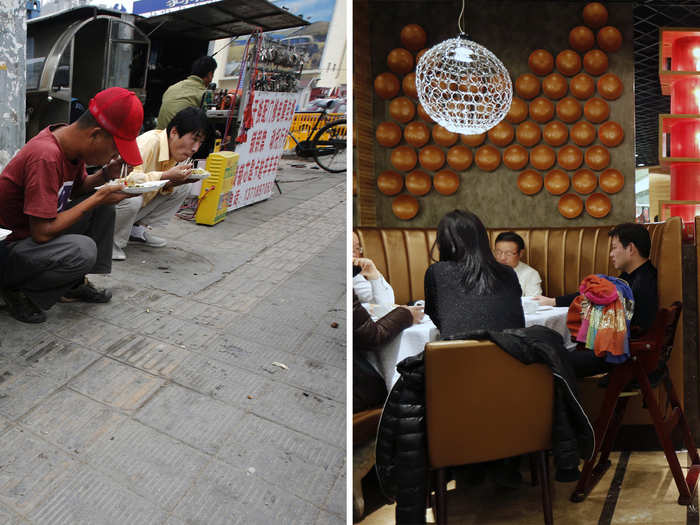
[360,451,700,524]
[0,159,346,524]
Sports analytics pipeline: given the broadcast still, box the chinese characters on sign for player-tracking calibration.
[226,92,298,211]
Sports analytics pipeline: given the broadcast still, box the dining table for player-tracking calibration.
[366,305,575,392]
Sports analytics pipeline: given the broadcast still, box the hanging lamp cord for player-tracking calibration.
[458,0,469,39]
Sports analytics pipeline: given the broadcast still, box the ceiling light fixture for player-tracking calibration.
[415,0,512,134]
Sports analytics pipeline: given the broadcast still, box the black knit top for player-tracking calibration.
[424,261,526,340]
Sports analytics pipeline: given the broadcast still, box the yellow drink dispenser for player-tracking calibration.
[195,151,239,225]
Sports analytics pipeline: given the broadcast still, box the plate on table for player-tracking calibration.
[536,305,554,312]
[97,180,168,194]
[0,228,11,241]
[187,168,211,181]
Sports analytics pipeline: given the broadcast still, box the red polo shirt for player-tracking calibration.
[0,125,86,241]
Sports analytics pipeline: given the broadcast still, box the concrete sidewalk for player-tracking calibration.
[0,159,346,524]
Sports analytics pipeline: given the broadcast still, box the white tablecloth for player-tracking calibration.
[366,306,573,391]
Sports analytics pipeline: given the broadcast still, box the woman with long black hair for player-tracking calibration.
[424,209,525,340]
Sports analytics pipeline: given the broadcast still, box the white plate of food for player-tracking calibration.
[98,179,168,194]
[187,168,211,181]
[0,228,11,241]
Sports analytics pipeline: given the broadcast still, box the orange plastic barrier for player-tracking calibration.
[285,112,345,151]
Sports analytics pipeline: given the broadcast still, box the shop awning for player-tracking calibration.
[134,0,309,41]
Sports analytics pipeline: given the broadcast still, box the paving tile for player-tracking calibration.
[217,412,343,506]
[101,333,191,378]
[20,389,126,454]
[278,353,346,402]
[217,315,311,352]
[0,427,78,516]
[316,510,346,525]
[170,353,274,408]
[324,466,346,517]
[0,505,29,524]
[135,383,244,455]
[132,315,218,351]
[198,333,297,377]
[250,378,345,447]
[0,342,100,420]
[68,358,165,412]
[55,317,133,353]
[27,462,168,525]
[295,332,347,370]
[82,418,210,512]
[173,459,320,525]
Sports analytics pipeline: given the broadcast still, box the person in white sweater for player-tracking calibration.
[352,231,395,305]
[494,231,542,297]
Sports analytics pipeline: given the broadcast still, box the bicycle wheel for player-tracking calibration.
[312,119,347,173]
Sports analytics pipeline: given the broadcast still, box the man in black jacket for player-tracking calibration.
[534,223,658,377]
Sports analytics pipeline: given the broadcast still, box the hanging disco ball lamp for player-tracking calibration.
[415,1,512,135]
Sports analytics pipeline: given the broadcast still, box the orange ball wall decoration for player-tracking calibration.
[387,48,414,75]
[391,146,418,172]
[461,132,486,147]
[598,121,624,147]
[518,169,544,195]
[404,121,431,148]
[556,50,582,76]
[400,24,427,52]
[402,72,417,99]
[507,97,529,124]
[529,97,555,123]
[569,26,595,53]
[559,193,584,218]
[487,121,515,146]
[531,144,556,170]
[556,97,582,123]
[599,168,625,193]
[583,49,608,76]
[571,120,596,146]
[434,170,460,195]
[389,97,416,123]
[543,121,569,146]
[405,170,432,196]
[446,145,473,171]
[583,2,608,29]
[416,102,434,123]
[570,73,596,99]
[515,73,541,99]
[503,145,529,170]
[377,170,404,196]
[586,192,612,218]
[516,121,542,147]
[416,48,428,63]
[584,97,610,123]
[597,73,623,100]
[392,194,419,220]
[542,73,568,100]
[528,49,554,76]
[475,145,501,171]
[558,145,584,170]
[376,121,403,148]
[597,26,623,53]
[374,72,400,99]
[545,169,570,195]
[433,124,458,147]
[419,145,445,171]
[585,145,611,170]
[572,168,597,194]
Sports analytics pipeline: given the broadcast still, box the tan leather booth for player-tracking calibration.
[356,218,684,425]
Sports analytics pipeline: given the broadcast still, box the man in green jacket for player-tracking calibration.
[156,56,217,129]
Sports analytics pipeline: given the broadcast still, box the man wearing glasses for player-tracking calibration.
[494,231,542,296]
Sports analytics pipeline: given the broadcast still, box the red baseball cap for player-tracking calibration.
[88,87,144,166]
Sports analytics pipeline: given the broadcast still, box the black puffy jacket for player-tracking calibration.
[375,325,595,525]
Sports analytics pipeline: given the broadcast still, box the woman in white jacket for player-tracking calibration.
[352,231,394,305]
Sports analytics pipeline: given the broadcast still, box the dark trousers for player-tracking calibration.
[353,354,388,413]
[1,195,115,309]
[564,348,611,378]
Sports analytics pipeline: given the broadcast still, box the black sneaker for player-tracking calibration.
[0,288,46,323]
[60,278,112,303]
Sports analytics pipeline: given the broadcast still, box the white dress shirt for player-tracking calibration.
[513,261,543,297]
[353,272,395,305]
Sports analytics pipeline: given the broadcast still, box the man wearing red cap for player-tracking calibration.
[0,87,144,323]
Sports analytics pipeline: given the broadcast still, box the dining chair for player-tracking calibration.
[424,339,555,525]
[353,407,383,521]
[570,301,700,505]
